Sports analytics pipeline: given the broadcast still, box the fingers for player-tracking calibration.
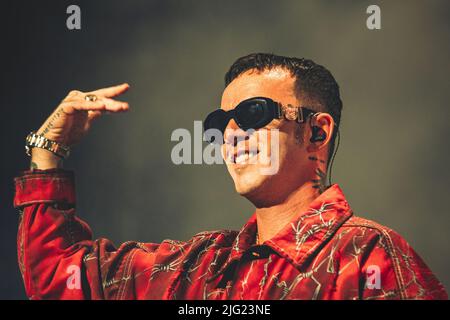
[90,83,130,98]
[101,97,129,112]
[85,104,127,129]
[87,110,103,122]
[61,83,130,117]
[61,97,129,114]
[60,100,106,114]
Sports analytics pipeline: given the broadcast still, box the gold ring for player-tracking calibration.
[85,94,98,102]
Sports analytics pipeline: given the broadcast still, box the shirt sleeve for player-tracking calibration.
[359,228,448,300]
[14,169,161,300]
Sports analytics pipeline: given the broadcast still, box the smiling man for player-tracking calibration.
[14,53,447,299]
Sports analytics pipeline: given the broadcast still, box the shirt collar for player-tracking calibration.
[206,184,353,283]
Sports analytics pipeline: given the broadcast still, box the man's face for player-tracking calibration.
[220,68,315,206]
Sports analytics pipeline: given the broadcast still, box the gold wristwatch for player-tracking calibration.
[25,131,70,159]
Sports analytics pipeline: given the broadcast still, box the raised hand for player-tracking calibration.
[31,83,130,169]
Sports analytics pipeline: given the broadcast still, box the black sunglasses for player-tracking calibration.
[203,97,317,144]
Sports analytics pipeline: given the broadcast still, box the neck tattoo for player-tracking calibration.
[308,156,328,194]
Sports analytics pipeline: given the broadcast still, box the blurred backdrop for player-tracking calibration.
[1,0,449,299]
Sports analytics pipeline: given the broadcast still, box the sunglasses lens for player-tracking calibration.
[203,109,229,144]
[204,98,277,144]
[235,99,268,130]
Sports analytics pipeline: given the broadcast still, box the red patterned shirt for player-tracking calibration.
[14,169,447,299]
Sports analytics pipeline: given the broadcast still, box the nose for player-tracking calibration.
[223,119,250,146]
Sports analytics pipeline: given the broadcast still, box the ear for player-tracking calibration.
[306,113,335,153]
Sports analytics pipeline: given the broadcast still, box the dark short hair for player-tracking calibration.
[225,53,342,166]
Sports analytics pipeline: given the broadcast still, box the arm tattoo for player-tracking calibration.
[30,161,38,171]
[42,108,62,135]
[30,158,62,171]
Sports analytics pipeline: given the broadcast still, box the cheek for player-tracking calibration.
[264,121,302,149]
[259,129,291,154]
[274,130,307,168]
[275,136,291,164]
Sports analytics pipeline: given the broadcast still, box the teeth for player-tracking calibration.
[233,150,259,164]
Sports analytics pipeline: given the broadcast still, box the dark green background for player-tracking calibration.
[1,0,449,299]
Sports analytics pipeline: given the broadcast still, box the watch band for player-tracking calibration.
[25,131,70,159]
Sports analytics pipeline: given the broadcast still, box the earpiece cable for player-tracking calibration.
[327,126,340,187]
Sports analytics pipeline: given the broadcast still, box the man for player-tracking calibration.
[15,53,447,299]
